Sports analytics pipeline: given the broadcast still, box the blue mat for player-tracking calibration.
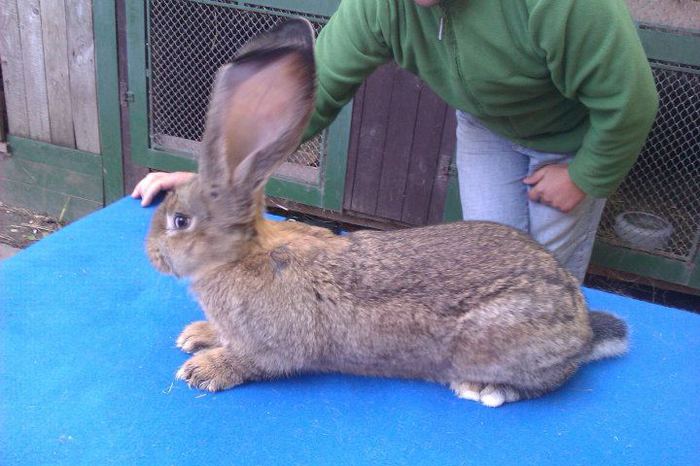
[1,197,699,465]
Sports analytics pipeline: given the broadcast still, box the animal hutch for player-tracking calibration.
[1,0,699,292]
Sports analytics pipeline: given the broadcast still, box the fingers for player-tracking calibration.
[131,172,194,206]
[525,167,547,203]
[522,168,546,186]
[131,172,162,206]
[141,178,166,207]
[131,172,157,199]
[528,185,543,203]
[529,183,556,207]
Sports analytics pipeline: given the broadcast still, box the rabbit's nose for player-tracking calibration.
[147,244,173,275]
[161,253,176,276]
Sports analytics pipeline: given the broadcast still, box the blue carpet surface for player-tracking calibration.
[1,197,699,465]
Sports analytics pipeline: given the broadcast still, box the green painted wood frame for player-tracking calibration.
[124,0,350,210]
[4,135,104,220]
[93,0,125,204]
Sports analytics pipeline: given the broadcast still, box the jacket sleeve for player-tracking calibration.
[302,0,393,141]
[528,0,659,198]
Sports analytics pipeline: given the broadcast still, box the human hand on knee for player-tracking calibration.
[524,164,586,213]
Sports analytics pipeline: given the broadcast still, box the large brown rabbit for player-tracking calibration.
[146,18,628,407]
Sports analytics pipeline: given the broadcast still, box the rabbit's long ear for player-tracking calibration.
[198,18,315,224]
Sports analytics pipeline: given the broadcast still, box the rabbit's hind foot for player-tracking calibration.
[450,382,521,408]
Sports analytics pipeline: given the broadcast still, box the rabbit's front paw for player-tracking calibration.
[176,348,245,392]
[176,321,220,353]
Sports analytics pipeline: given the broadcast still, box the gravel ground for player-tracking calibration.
[0,201,62,251]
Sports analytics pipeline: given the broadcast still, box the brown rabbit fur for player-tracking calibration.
[146,19,628,407]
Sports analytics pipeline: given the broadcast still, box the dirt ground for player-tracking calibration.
[0,201,62,250]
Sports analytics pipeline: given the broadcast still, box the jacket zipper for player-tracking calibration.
[441,2,469,91]
[439,1,452,41]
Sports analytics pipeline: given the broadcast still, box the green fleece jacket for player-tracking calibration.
[303,0,659,198]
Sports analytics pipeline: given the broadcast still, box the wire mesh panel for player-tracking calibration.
[596,61,700,263]
[148,0,327,181]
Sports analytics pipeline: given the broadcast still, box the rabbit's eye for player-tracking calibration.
[173,213,191,230]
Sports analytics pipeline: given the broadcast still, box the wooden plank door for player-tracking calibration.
[343,63,456,227]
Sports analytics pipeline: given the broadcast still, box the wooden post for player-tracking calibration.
[16,0,51,142]
[40,0,77,148]
[66,0,100,154]
[0,0,31,138]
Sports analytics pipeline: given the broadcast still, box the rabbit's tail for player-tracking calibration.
[582,311,629,363]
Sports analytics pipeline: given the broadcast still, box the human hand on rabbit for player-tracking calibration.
[131,171,195,206]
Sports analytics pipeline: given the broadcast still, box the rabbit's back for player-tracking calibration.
[325,220,582,314]
[305,220,593,382]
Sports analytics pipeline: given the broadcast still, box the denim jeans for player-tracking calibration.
[455,111,606,282]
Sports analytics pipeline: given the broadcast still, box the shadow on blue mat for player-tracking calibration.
[1,197,698,465]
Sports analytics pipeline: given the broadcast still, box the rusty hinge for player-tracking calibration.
[123,91,135,105]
